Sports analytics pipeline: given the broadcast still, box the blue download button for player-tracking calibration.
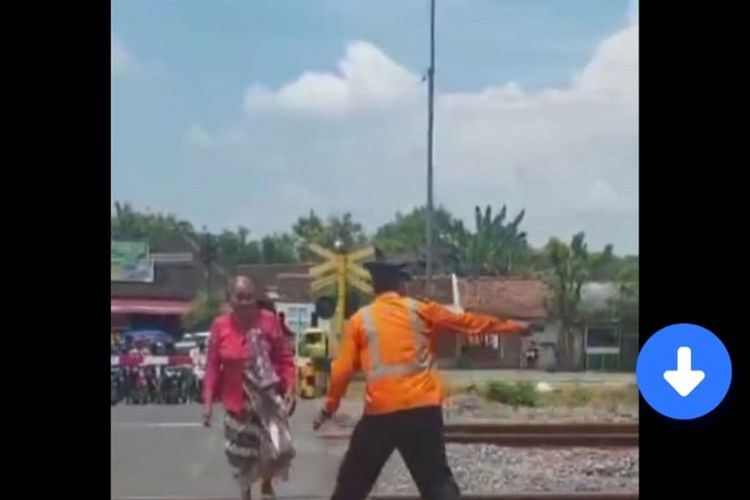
[636,323,732,420]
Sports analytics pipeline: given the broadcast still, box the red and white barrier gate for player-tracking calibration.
[111,354,194,367]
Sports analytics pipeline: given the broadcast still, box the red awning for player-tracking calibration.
[111,299,191,315]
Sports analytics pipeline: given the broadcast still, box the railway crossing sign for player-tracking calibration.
[308,243,375,295]
[308,243,375,353]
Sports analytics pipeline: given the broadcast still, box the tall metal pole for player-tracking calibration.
[425,0,436,287]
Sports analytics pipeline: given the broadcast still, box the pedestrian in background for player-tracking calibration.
[203,276,296,500]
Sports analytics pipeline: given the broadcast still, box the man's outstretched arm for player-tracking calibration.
[418,300,529,336]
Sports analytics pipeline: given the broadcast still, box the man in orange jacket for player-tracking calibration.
[313,261,530,500]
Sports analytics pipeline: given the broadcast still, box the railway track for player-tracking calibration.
[370,494,638,500]
[321,422,639,448]
[113,495,638,500]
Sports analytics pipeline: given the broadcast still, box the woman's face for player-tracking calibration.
[229,280,257,318]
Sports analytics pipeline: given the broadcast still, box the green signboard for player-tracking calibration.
[111,240,154,283]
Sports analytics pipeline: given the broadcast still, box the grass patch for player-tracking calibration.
[538,383,639,408]
[338,377,638,411]
[473,380,638,408]
[483,380,540,407]
[570,385,593,406]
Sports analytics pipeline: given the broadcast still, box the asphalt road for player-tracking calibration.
[112,371,632,499]
[111,400,350,500]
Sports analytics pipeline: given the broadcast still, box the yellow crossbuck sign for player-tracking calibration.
[308,243,375,354]
[308,243,375,295]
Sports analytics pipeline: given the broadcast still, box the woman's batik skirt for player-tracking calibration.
[223,372,295,494]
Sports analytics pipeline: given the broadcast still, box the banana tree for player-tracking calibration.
[465,204,528,275]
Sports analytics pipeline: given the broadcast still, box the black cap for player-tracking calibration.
[363,261,412,281]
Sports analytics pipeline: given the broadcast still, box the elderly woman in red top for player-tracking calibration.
[203,276,296,500]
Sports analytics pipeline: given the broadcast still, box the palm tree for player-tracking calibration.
[545,232,615,369]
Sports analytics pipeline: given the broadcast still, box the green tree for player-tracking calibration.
[544,232,614,369]
[292,210,327,246]
[325,212,369,250]
[464,204,529,275]
[293,210,368,257]
[373,206,468,273]
[585,245,641,282]
[214,227,262,267]
[112,202,296,266]
[182,293,222,332]
[614,261,639,332]
[260,233,298,263]
[111,201,195,240]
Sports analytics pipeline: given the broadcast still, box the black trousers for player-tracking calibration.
[330,405,461,500]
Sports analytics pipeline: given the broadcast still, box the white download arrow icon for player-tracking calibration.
[663,346,706,397]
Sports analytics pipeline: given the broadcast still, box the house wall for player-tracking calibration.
[583,324,639,372]
[433,332,525,369]
[432,319,594,371]
[526,320,557,369]
[526,319,586,371]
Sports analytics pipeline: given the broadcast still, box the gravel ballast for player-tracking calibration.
[444,394,639,423]
[331,396,639,429]
[372,445,639,494]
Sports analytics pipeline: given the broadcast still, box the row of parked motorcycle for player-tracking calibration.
[111,366,204,405]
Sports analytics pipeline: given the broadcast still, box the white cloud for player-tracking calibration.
[193,17,639,253]
[575,23,638,101]
[244,41,421,116]
[111,36,142,78]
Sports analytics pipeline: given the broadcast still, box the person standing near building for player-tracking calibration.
[313,261,530,500]
[525,340,540,369]
[203,276,296,500]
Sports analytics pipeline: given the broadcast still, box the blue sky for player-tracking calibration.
[112,0,638,254]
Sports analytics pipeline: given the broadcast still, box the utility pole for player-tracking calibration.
[425,0,436,288]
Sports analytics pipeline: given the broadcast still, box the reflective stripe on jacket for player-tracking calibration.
[324,291,524,415]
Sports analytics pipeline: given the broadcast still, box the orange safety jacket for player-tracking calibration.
[323,291,525,416]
